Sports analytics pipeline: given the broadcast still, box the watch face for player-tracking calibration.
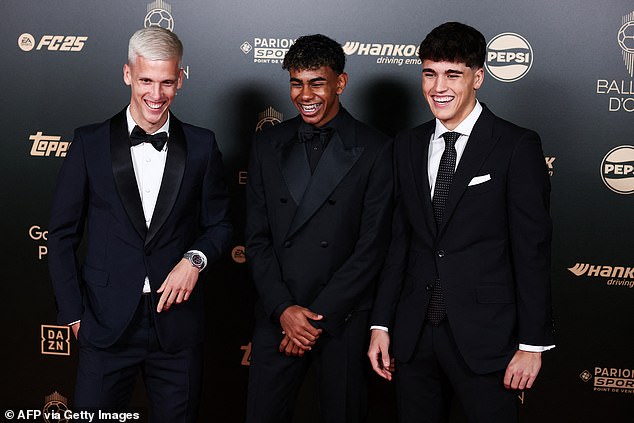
[191,254,204,266]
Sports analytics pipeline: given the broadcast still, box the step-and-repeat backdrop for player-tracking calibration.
[2,0,633,421]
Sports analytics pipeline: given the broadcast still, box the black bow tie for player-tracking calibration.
[298,126,334,145]
[129,125,168,151]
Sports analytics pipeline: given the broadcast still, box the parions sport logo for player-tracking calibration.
[579,367,634,395]
[485,33,533,82]
[601,145,634,194]
[144,0,174,31]
[568,262,634,288]
[18,33,87,52]
[595,11,634,112]
[240,38,295,64]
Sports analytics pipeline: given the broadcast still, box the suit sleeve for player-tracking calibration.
[245,135,295,319]
[370,134,410,329]
[48,129,88,325]
[308,139,394,333]
[507,130,554,346]
[187,133,232,264]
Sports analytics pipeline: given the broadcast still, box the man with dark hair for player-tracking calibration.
[368,22,554,422]
[48,27,232,421]
[246,34,392,423]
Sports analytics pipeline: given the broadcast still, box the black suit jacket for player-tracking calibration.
[48,109,232,352]
[246,109,392,334]
[372,105,554,374]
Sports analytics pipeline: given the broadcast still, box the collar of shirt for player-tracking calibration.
[427,101,483,196]
[432,100,482,141]
[125,105,170,146]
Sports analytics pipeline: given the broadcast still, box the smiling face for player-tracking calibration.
[289,66,347,127]
[421,59,484,130]
[123,54,183,133]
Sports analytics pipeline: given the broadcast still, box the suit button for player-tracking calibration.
[145,249,152,256]
[425,284,433,291]
[437,250,445,258]
[328,199,336,205]
[320,241,328,248]
[284,240,292,248]
[280,198,288,204]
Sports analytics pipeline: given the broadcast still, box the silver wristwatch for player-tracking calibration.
[183,251,205,270]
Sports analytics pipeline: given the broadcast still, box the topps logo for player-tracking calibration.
[29,132,71,157]
[18,33,87,52]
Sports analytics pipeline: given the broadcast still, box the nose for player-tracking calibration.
[150,82,161,99]
[300,85,313,100]
[434,76,448,92]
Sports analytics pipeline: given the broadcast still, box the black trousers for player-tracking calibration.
[246,311,369,423]
[395,320,518,423]
[74,295,203,423]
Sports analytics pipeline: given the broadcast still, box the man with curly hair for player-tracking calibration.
[245,34,393,423]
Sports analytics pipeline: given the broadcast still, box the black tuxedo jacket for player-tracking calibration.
[48,109,232,352]
[246,109,392,334]
[372,105,554,374]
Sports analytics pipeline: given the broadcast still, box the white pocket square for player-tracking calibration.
[468,174,491,186]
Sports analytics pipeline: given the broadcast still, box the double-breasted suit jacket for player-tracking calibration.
[48,109,232,353]
[372,105,554,374]
[246,108,393,334]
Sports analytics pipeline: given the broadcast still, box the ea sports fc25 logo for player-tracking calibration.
[485,33,533,82]
[18,33,87,52]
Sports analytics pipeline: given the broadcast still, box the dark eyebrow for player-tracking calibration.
[446,69,464,75]
[422,68,436,73]
[289,77,328,83]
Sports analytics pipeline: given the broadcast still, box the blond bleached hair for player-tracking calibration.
[128,27,183,66]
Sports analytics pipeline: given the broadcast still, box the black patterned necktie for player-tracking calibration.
[432,131,459,227]
[427,131,459,325]
[129,125,168,151]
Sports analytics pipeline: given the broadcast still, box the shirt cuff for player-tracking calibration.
[519,344,555,352]
[187,249,207,272]
[370,325,389,333]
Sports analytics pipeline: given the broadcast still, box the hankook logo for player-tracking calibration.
[485,33,533,82]
[144,0,174,31]
[601,145,634,194]
[568,263,634,288]
[342,41,421,66]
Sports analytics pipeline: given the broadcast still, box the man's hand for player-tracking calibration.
[71,321,80,339]
[279,334,307,357]
[504,350,542,390]
[278,305,323,352]
[157,259,200,313]
[368,329,393,381]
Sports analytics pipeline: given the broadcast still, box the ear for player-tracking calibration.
[473,67,484,90]
[336,72,348,95]
[177,68,184,90]
[123,63,132,86]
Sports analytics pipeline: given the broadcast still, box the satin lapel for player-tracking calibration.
[110,109,147,240]
[410,124,437,236]
[146,114,187,247]
[439,106,499,234]
[286,128,364,238]
[277,120,311,206]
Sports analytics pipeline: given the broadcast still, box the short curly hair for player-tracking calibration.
[418,22,486,69]
[282,34,345,74]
